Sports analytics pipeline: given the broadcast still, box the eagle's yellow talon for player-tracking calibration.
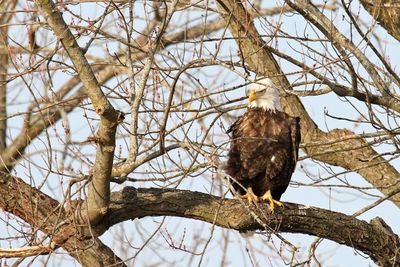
[261,190,283,211]
[241,187,259,204]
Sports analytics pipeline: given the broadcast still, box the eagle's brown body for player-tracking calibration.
[226,108,301,201]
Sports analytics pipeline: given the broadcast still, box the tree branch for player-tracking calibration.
[285,0,389,96]
[0,172,126,266]
[267,45,400,112]
[1,171,399,266]
[0,245,52,258]
[34,0,122,225]
[360,0,400,42]
[0,0,15,153]
[105,187,400,267]
[0,5,266,175]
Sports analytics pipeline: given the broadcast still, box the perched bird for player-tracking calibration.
[225,78,301,210]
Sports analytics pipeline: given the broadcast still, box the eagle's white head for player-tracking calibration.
[248,78,283,112]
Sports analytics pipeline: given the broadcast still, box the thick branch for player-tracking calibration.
[34,0,122,225]
[215,0,400,208]
[0,246,52,258]
[0,64,111,172]
[2,171,398,266]
[0,172,126,266]
[0,33,7,154]
[268,45,400,112]
[360,0,400,42]
[105,187,400,267]
[0,0,15,153]
[285,0,389,96]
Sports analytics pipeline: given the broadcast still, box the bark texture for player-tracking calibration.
[360,0,400,42]
[0,172,398,266]
[0,0,14,154]
[107,187,400,267]
[0,172,126,266]
[34,0,122,226]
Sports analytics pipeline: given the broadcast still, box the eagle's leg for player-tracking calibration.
[241,187,259,204]
[261,190,283,211]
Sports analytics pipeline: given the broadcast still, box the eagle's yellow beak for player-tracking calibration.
[248,89,257,103]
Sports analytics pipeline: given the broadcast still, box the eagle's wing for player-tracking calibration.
[289,116,301,171]
[265,116,301,200]
[267,116,301,179]
[226,115,244,134]
[263,147,288,180]
[224,115,246,181]
[264,116,300,180]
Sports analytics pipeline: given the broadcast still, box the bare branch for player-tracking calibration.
[0,0,16,153]
[34,0,122,225]
[360,0,400,42]
[0,172,126,266]
[2,171,399,266]
[0,245,52,258]
[285,0,390,96]
[107,187,400,267]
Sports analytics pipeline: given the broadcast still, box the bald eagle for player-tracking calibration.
[225,78,301,210]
